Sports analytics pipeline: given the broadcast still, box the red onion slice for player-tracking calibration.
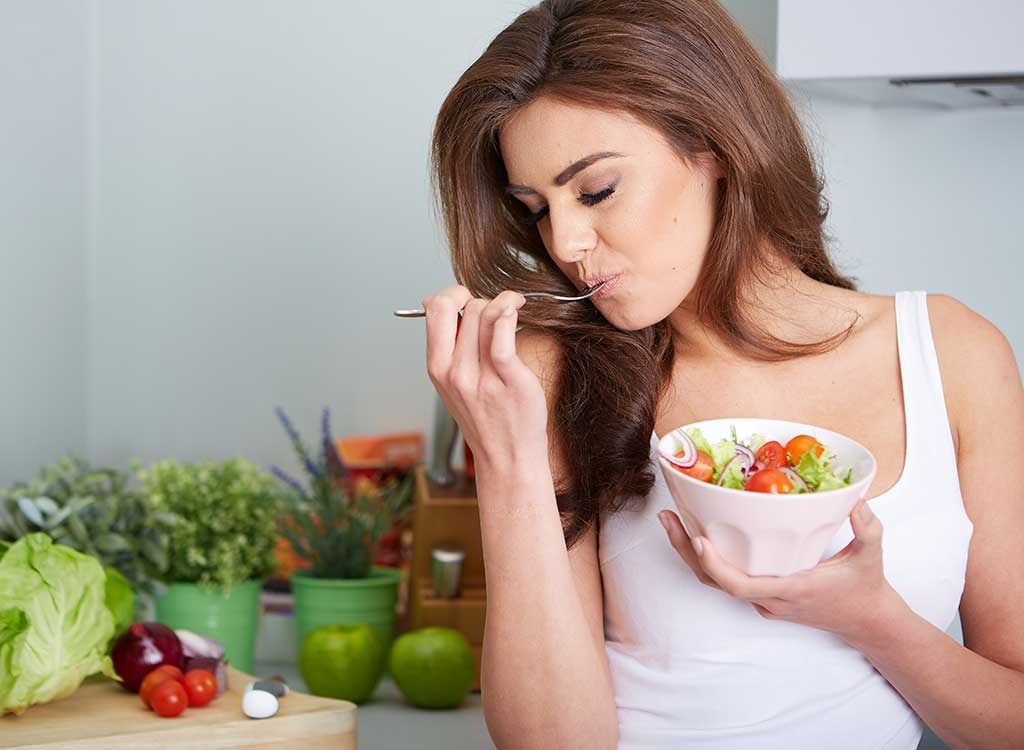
[734,444,755,468]
[660,428,697,468]
[779,467,809,493]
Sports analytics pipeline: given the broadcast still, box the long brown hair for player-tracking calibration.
[430,0,858,548]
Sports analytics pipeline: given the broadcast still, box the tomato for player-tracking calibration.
[744,468,794,494]
[672,449,714,483]
[182,669,217,708]
[754,441,786,470]
[154,664,184,680]
[786,434,825,467]
[150,679,188,718]
[139,669,174,708]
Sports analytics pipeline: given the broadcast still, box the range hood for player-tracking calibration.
[890,75,1024,108]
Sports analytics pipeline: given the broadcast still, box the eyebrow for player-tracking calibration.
[505,151,624,196]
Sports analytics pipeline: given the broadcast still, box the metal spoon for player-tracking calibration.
[392,279,608,320]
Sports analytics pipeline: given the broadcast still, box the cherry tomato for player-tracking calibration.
[154,664,184,681]
[786,434,825,467]
[182,669,217,708]
[150,679,188,718]
[139,669,174,708]
[744,468,794,494]
[754,441,786,470]
[672,449,714,483]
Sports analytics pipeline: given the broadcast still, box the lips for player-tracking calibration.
[584,273,621,293]
[588,273,622,300]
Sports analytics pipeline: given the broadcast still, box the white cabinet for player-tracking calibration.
[721,0,1024,106]
[776,0,1024,80]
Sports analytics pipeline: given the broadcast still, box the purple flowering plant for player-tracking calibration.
[271,406,413,579]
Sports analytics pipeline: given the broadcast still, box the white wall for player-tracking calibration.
[0,1,89,484]
[2,1,1020,486]
[86,0,527,473]
[790,91,1024,368]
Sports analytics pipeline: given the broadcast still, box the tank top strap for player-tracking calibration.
[896,290,957,454]
[893,291,960,494]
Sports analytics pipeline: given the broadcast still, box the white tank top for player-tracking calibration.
[599,291,974,749]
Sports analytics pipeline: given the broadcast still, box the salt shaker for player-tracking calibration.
[431,546,466,599]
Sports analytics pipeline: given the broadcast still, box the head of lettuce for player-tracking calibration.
[0,533,118,716]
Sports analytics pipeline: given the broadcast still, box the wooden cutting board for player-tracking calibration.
[0,668,356,749]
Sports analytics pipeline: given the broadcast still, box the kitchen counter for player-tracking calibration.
[0,667,354,749]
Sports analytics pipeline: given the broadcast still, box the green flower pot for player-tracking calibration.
[291,567,403,655]
[155,579,262,674]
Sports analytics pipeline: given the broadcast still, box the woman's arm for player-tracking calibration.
[421,289,616,748]
[842,296,1024,749]
[659,295,1024,749]
[478,330,617,750]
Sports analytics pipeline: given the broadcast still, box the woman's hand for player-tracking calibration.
[422,285,548,473]
[658,500,905,644]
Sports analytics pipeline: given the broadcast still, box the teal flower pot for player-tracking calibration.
[290,567,403,654]
[155,579,262,674]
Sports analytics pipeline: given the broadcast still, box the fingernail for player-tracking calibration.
[422,295,434,308]
[657,511,669,531]
[502,305,515,317]
[692,537,704,557]
[859,502,874,523]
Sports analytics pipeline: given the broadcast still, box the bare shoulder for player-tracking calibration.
[924,294,1022,453]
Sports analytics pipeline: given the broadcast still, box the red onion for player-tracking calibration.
[660,428,697,468]
[176,629,226,660]
[779,467,809,493]
[734,444,756,468]
[716,445,755,486]
[111,622,184,692]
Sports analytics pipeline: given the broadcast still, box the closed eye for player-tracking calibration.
[522,185,616,227]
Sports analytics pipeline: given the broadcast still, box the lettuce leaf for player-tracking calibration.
[794,449,828,489]
[817,473,849,492]
[685,428,713,458]
[718,458,747,489]
[0,534,116,716]
[708,439,739,483]
[103,566,134,653]
[746,433,767,452]
[794,449,851,492]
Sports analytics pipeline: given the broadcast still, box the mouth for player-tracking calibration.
[584,273,622,297]
[584,273,621,295]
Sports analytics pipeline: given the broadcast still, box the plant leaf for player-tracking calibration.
[34,497,60,516]
[95,534,130,553]
[16,497,45,528]
[140,538,168,573]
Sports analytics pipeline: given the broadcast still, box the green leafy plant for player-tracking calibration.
[0,456,178,615]
[138,458,278,590]
[272,407,414,580]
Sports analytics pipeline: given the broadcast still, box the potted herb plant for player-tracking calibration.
[0,456,179,625]
[272,407,414,655]
[139,458,278,673]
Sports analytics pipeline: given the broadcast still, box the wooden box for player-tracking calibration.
[405,465,485,691]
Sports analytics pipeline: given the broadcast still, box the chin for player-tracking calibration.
[598,304,658,332]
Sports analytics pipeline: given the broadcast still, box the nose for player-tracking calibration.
[546,205,597,265]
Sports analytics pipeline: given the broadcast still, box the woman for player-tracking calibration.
[420,1,1024,748]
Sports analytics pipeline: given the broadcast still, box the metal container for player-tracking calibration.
[431,545,466,599]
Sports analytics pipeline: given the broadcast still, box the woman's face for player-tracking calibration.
[499,97,721,331]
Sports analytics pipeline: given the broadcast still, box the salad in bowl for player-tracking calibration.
[655,418,877,576]
[662,424,854,494]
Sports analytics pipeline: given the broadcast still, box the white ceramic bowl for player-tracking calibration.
[656,418,877,576]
